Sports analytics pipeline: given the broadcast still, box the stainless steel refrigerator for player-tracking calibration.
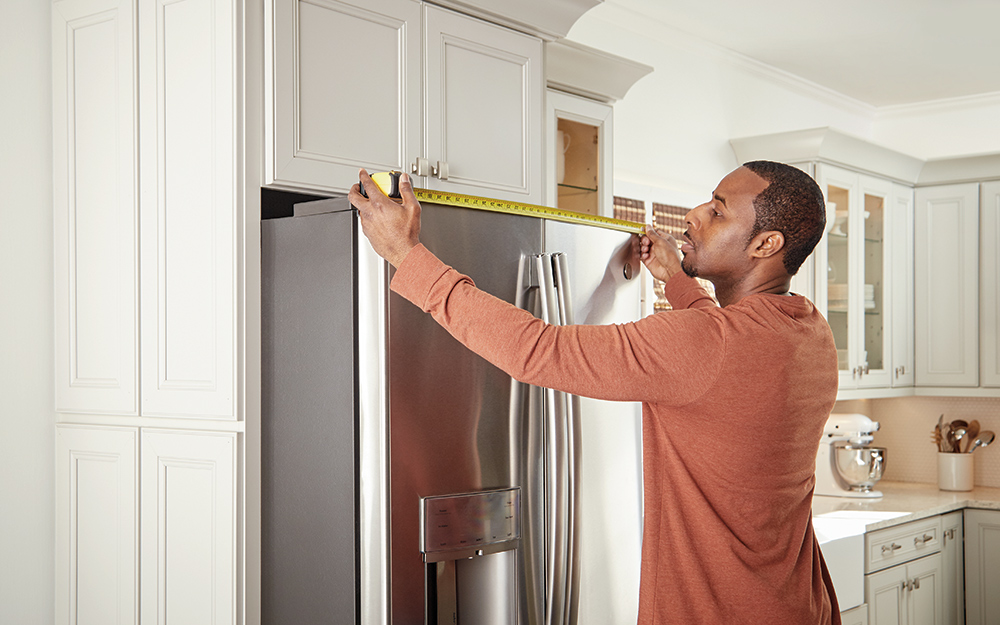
[262,196,644,625]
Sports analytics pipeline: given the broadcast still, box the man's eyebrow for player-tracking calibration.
[714,193,727,207]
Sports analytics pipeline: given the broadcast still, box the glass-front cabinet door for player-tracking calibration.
[816,164,893,389]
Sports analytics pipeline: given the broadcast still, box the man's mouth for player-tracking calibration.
[679,231,695,254]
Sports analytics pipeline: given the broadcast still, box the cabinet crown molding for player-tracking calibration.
[918,153,1000,186]
[545,39,653,103]
[730,127,924,184]
[428,0,601,40]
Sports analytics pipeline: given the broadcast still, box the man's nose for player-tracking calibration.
[685,206,700,231]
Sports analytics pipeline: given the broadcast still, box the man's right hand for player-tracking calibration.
[640,225,684,283]
[349,169,422,268]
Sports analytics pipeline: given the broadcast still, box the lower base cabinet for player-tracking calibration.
[867,552,943,625]
[55,425,138,625]
[55,424,237,625]
[965,509,1000,625]
[140,430,237,625]
[940,511,964,625]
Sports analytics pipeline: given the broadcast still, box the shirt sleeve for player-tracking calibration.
[662,273,718,310]
[390,244,726,405]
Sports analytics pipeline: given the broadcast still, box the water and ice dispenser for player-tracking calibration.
[420,488,520,625]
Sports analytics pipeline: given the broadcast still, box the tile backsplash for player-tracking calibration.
[833,396,1000,489]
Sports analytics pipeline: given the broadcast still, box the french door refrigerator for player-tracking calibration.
[262,196,644,625]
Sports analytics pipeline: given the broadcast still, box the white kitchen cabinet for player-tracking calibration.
[268,0,421,193]
[55,425,138,625]
[889,184,915,387]
[913,183,980,387]
[867,553,943,625]
[141,430,237,625]
[53,0,238,419]
[52,0,249,622]
[816,164,895,390]
[52,0,138,416]
[940,511,964,625]
[964,509,1000,624]
[138,0,237,419]
[268,0,543,204]
[981,182,1000,388]
[546,90,613,216]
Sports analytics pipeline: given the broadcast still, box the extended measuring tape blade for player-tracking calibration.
[412,188,645,235]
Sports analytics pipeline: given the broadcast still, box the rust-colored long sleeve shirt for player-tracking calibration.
[391,243,841,624]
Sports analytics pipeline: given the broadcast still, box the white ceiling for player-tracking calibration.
[611,0,1000,108]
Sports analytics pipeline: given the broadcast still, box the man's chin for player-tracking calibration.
[681,260,698,278]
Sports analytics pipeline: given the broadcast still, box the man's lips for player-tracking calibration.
[679,232,694,254]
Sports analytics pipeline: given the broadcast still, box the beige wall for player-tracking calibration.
[0,1,54,623]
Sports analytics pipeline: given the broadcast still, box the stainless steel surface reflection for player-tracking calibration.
[834,444,886,492]
[389,205,540,624]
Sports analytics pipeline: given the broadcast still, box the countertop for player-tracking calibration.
[812,481,1000,531]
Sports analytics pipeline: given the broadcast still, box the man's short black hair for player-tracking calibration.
[742,160,826,275]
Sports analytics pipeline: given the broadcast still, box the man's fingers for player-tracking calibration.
[358,167,385,200]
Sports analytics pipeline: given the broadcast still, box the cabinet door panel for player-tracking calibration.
[141,430,236,625]
[965,509,1000,625]
[914,183,980,387]
[857,174,893,388]
[982,182,1000,387]
[908,553,943,625]
[270,0,420,193]
[940,511,964,625]
[890,184,914,387]
[867,565,905,625]
[55,425,138,625]
[424,5,542,203]
[139,0,235,418]
[53,0,137,415]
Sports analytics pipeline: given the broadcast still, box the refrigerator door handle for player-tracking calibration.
[535,254,568,625]
[552,254,582,625]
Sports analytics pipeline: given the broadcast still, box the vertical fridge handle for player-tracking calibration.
[552,254,582,624]
[535,254,568,625]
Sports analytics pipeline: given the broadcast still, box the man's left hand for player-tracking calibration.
[349,168,422,267]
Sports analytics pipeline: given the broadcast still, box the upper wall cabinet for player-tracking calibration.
[816,165,900,391]
[914,154,1000,394]
[913,183,980,388]
[543,40,652,217]
[982,181,1000,388]
[268,0,544,204]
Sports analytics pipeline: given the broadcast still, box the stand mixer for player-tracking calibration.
[815,413,886,498]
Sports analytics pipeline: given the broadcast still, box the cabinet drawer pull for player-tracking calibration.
[881,542,902,555]
[914,533,933,546]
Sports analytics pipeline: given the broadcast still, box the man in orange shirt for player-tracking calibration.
[350,161,840,624]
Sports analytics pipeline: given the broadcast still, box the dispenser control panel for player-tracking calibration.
[420,487,520,562]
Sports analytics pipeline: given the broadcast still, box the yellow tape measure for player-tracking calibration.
[412,188,645,235]
[361,170,644,234]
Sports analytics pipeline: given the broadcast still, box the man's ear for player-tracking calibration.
[750,230,785,259]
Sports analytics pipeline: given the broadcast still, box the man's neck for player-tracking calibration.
[713,276,792,307]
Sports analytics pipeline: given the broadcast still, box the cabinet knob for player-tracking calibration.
[412,157,431,177]
[914,533,934,546]
[433,160,449,181]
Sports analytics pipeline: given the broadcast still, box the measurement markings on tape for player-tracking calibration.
[412,188,645,235]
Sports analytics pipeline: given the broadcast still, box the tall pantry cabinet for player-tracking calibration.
[52,0,256,622]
